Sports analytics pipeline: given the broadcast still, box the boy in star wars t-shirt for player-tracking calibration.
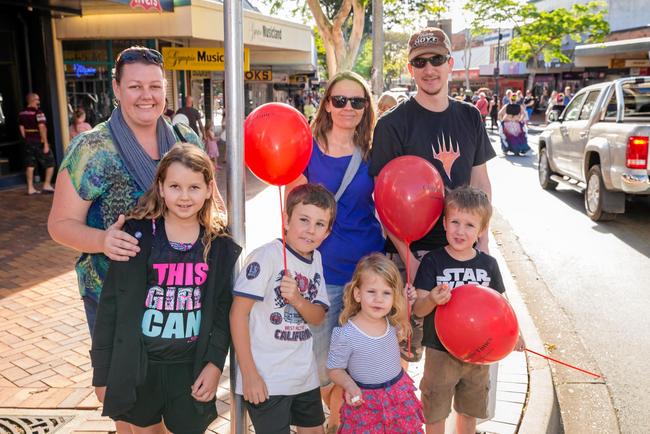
[412,186,524,434]
[230,184,337,434]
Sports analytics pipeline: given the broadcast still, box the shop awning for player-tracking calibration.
[0,0,82,15]
[575,37,650,57]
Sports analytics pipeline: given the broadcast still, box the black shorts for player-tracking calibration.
[24,141,55,169]
[113,361,217,434]
[245,387,325,434]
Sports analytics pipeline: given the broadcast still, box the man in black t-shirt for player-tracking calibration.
[369,27,496,362]
[176,96,204,139]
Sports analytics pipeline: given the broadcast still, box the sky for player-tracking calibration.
[252,1,472,33]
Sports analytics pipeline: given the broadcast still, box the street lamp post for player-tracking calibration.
[495,29,502,100]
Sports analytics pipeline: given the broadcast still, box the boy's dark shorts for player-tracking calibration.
[245,387,325,434]
[419,348,490,422]
[24,141,55,169]
[113,361,216,434]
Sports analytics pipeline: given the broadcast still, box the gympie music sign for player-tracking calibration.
[161,47,251,72]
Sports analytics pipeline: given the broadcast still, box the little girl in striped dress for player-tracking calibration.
[326,253,424,433]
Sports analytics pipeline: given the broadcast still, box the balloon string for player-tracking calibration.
[278,186,288,274]
[525,348,601,379]
[406,242,412,359]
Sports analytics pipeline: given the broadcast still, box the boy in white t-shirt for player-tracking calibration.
[230,184,337,434]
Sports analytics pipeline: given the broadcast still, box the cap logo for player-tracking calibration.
[414,34,439,47]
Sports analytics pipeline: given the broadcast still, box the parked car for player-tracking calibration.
[538,77,650,221]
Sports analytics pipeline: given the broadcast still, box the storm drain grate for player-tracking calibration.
[0,416,72,434]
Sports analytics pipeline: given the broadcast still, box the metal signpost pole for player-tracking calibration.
[224,0,248,432]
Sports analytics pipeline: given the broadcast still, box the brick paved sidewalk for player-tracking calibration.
[0,170,528,433]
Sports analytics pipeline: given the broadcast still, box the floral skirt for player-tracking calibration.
[338,371,424,434]
[501,121,531,154]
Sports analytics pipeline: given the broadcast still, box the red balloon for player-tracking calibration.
[374,156,445,243]
[435,284,519,364]
[244,103,313,186]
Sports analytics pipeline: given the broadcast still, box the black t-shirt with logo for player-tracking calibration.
[142,220,207,361]
[414,247,505,352]
[370,97,496,252]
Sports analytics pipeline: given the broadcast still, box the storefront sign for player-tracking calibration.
[245,69,273,81]
[250,23,283,42]
[111,0,174,12]
[451,69,480,81]
[73,64,97,78]
[191,71,212,79]
[625,59,650,67]
[161,47,250,71]
[609,59,650,69]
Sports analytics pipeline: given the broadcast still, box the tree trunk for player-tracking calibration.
[464,30,472,90]
[307,0,365,78]
[371,0,384,96]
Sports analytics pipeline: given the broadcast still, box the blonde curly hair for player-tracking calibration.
[339,253,411,341]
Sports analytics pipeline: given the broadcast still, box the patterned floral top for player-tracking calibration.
[60,121,202,300]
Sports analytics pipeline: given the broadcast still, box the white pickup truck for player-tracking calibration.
[538,77,650,221]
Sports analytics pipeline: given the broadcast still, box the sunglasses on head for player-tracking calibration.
[329,95,367,110]
[409,54,450,69]
[117,48,163,66]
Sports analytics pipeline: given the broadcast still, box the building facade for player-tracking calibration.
[0,0,316,189]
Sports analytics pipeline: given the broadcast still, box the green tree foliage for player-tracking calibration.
[382,31,409,86]
[259,0,448,77]
[353,38,373,78]
[463,0,609,66]
[509,2,609,66]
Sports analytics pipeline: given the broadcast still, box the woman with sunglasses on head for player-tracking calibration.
[285,71,385,434]
[48,49,220,433]
[48,46,220,345]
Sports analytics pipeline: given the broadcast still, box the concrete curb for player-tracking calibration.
[490,213,563,434]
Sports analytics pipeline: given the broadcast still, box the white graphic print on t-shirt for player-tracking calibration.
[436,267,491,289]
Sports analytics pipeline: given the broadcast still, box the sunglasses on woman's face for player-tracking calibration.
[409,54,450,69]
[329,95,367,110]
[117,48,163,65]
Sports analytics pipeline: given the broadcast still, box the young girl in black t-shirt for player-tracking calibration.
[91,143,240,434]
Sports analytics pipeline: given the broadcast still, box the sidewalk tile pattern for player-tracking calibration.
[0,174,528,433]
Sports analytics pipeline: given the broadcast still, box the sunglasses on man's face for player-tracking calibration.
[409,54,450,69]
[329,95,368,110]
[117,48,163,66]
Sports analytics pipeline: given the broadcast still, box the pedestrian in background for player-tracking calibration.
[69,107,92,139]
[563,86,574,105]
[285,70,385,434]
[18,92,56,195]
[502,89,512,107]
[475,92,489,125]
[489,95,499,131]
[91,144,240,434]
[303,94,317,123]
[377,91,398,117]
[177,95,204,139]
[524,89,536,122]
[204,119,219,170]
